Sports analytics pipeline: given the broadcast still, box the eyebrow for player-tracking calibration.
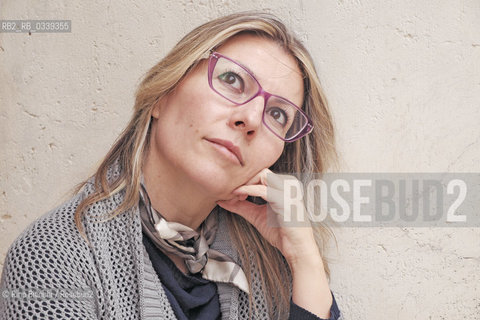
[233,55,304,82]
[232,57,259,80]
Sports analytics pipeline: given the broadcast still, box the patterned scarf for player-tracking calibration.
[139,182,250,294]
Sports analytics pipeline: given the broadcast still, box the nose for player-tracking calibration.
[228,96,265,138]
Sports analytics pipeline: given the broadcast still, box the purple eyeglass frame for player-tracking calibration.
[207,52,314,142]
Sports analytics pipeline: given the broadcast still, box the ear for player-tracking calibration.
[151,96,166,119]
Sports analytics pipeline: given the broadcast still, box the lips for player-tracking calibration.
[205,138,244,166]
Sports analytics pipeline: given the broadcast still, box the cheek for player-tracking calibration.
[254,140,285,169]
[164,95,204,131]
[270,143,285,166]
[175,91,221,128]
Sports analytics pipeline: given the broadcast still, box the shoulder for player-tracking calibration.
[1,192,96,290]
[0,192,103,319]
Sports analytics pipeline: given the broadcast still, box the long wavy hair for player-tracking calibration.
[74,11,338,319]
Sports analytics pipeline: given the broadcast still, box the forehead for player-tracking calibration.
[215,34,304,106]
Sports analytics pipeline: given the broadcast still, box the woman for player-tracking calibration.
[0,12,340,319]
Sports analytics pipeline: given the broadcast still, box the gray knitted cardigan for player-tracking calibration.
[0,168,275,319]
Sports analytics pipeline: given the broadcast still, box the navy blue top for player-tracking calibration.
[143,232,340,319]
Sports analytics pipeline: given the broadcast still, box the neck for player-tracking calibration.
[142,150,217,231]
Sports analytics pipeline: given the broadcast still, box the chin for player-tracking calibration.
[189,168,238,197]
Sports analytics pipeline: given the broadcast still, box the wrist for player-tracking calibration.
[289,252,332,319]
[288,251,325,275]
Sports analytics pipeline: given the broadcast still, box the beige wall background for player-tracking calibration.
[1,0,479,319]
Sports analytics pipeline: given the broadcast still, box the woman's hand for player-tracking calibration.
[216,168,319,265]
[216,168,333,318]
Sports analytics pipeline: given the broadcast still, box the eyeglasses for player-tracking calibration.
[207,52,313,142]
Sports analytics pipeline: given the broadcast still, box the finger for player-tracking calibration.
[234,169,283,194]
[233,182,297,214]
[234,184,295,211]
[269,171,306,191]
[244,168,296,191]
[265,188,286,211]
[216,199,266,227]
[233,184,267,200]
[244,168,271,186]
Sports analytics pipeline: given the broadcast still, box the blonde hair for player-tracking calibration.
[74,11,338,319]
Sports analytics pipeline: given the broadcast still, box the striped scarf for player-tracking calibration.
[139,182,250,294]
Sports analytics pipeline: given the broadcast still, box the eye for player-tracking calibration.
[266,107,288,127]
[218,71,244,93]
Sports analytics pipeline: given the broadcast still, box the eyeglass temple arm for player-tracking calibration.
[200,50,215,60]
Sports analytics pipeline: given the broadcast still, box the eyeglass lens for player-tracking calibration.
[210,56,308,141]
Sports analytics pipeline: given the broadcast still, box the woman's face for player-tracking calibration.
[149,34,304,200]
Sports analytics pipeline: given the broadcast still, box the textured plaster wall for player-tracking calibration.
[1,1,479,319]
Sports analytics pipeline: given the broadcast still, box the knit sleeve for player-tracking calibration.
[288,292,341,320]
[0,199,101,319]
